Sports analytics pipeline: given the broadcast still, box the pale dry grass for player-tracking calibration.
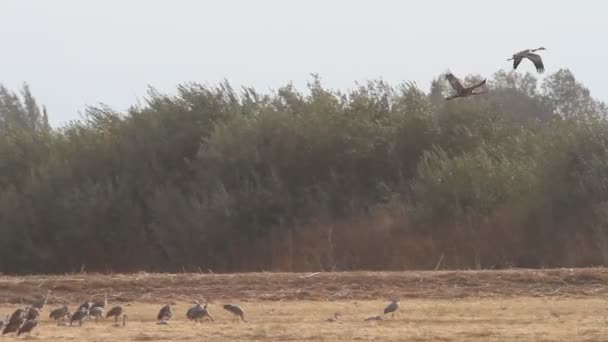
[1,270,608,341]
[1,298,608,341]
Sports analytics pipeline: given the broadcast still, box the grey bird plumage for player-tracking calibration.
[89,306,105,322]
[77,301,92,311]
[157,304,172,324]
[383,299,400,319]
[17,318,38,337]
[8,308,25,324]
[26,306,40,320]
[2,309,25,335]
[70,308,89,326]
[223,304,247,323]
[186,302,213,323]
[508,47,546,74]
[49,305,70,325]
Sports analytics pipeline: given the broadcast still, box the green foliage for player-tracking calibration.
[1,70,608,273]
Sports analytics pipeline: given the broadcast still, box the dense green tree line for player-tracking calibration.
[1,69,607,274]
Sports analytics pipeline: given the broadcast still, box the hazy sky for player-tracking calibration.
[1,1,606,126]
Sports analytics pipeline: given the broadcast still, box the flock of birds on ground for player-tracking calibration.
[444,47,546,100]
[0,289,401,339]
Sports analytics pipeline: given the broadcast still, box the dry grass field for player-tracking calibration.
[2,268,608,341]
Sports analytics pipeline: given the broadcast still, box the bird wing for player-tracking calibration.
[513,56,523,70]
[445,73,464,92]
[526,53,545,73]
[384,302,397,314]
[469,79,487,91]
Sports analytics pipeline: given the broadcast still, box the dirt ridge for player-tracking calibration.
[1,267,607,305]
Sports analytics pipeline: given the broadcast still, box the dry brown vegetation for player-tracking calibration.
[1,269,608,341]
[3,71,608,275]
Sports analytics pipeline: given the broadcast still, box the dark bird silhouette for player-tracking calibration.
[25,307,40,320]
[49,305,70,325]
[157,304,172,324]
[186,301,213,323]
[8,308,26,324]
[383,299,400,319]
[445,72,487,100]
[508,47,546,74]
[106,305,124,323]
[223,304,247,323]
[70,308,89,326]
[2,309,25,336]
[17,318,38,339]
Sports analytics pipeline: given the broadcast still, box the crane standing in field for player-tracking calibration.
[508,47,546,73]
[187,301,214,323]
[157,304,172,324]
[2,308,26,335]
[17,317,38,339]
[444,71,487,100]
[383,299,400,319]
[89,306,105,322]
[70,307,89,326]
[106,305,124,324]
[223,304,247,323]
[49,304,70,325]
